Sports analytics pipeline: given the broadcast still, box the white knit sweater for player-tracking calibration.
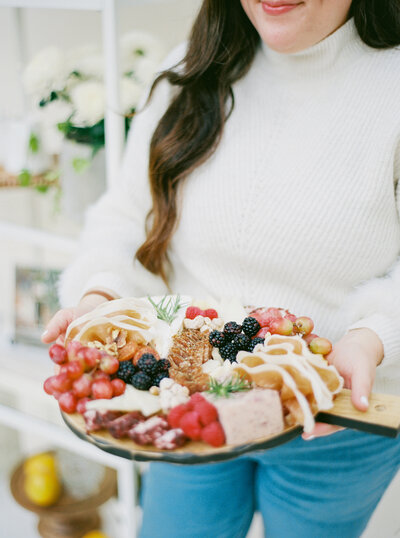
[59,19,400,395]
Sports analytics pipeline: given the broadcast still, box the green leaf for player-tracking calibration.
[207,377,251,398]
[72,157,91,174]
[148,295,183,324]
[43,169,60,182]
[18,169,32,187]
[28,132,40,154]
[35,185,49,193]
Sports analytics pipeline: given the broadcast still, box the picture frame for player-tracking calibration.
[13,266,61,346]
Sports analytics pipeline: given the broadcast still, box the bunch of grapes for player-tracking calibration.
[43,341,126,415]
[249,307,332,355]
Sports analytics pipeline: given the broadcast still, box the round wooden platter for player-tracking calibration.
[62,389,400,465]
[62,412,303,465]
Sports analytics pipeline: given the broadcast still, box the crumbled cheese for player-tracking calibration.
[159,378,190,412]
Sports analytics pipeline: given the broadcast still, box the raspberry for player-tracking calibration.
[168,403,190,428]
[157,358,171,372]
[185,306,204,320]
[194,400,218,426]
[249,337,265,351]
[201,421,225,447]
[117,360,136,383]
[190,393,205,405]
[131,372,153,391]
[152,371,169,387]
[242,317,261,337]
[179,411,202,440]
[231,333,252,351]
[209,330,226,348]
[137,354,158,376]
[204,308,218,320]
[223,321,242,339]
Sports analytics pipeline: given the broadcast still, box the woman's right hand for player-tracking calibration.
[41,293,110,345]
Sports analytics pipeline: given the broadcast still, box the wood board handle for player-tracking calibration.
[316,389,400,438]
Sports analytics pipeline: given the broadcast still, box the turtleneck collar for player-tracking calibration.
[260,18,364,77]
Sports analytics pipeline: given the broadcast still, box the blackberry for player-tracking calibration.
[153,371,169,387]
[232,333,252,351]
[137,354,158,376]
[116,360,136,383]
[219,342,238,362]
[249,337,265,352]
[209,330,226,348]
[223,321,242,340]
[157,359,171,373]
[242,316,261,337]
[131,372,153,390]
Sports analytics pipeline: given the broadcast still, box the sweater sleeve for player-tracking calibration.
[344,137,400,375]
[57,44,186,307]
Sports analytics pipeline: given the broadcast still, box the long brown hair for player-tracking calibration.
[136,0,400,283]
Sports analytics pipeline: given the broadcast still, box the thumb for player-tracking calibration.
[349,361,373,412]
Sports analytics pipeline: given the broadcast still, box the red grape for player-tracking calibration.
[43,376,56,395]
[92,379,113,400]
[304,333,318,345]
[269,318,293,336]
[83,348,102,369]
[76,397,91,414]
[111,378,126,397]
[294,317,314,336]
[49,344,67,365]
[66,360,84,380]
[58,391,77,413]
[51,373,72,393]
[99,355,120,375]
[66,340,83,360]
[309,337,332,356]
[93,370,110,381]
[72,374,92,398]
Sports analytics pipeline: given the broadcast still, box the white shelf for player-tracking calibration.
[0,221,78,253]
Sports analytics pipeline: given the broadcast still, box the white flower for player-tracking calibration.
[40,99,73,125]
[120,78,142,113]
[68,49,104,80]
[134,56,160,86]
[37,99,73,153]
[23,46,68,100]
[70,81,105,127]
[120,30,165,73]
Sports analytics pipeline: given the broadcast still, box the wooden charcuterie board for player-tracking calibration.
[63,389,400,464]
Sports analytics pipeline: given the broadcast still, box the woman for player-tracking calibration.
[43,0,400,536]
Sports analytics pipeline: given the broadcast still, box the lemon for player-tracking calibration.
[24,472,61,507]
[24,453,57,476]
[82,531,109,538]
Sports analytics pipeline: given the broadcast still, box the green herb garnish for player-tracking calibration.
[207,377,251,398]
[148,294,182,324]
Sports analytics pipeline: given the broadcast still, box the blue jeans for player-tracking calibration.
[140,430,400,538]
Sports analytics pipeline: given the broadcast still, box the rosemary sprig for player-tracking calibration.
[207,376,251,398]
[148,294,182,324]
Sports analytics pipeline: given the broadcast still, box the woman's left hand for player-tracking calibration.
[302,328,384,440]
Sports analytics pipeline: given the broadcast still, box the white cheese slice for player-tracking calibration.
[86,385,161,416]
